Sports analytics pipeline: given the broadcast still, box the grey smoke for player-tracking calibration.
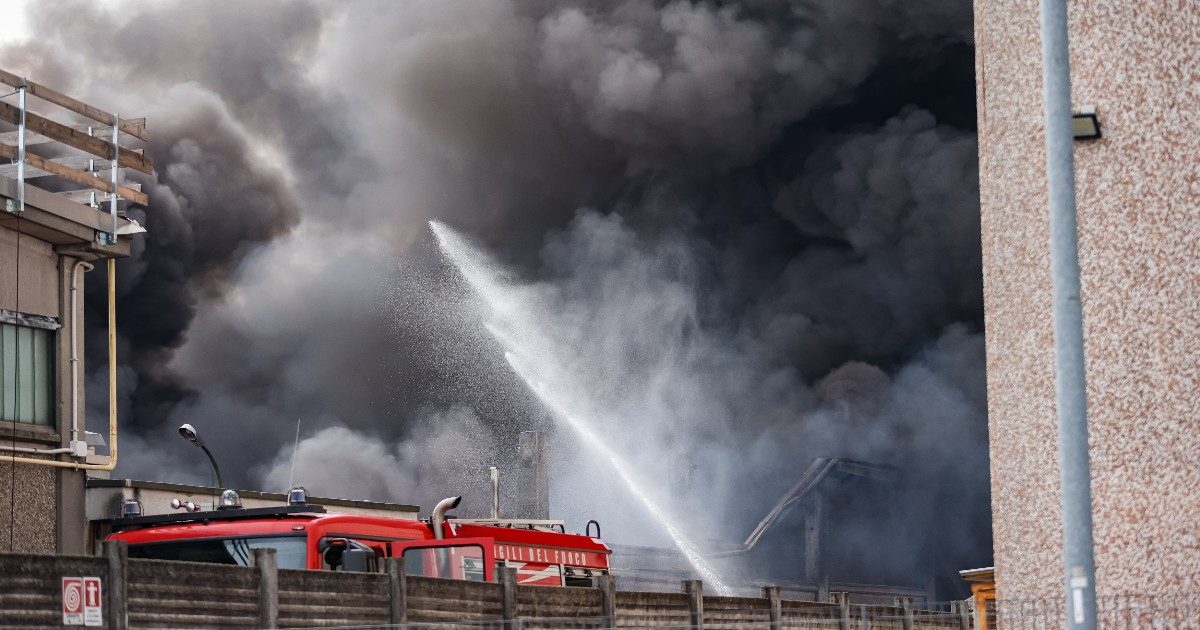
[2,0,987,589]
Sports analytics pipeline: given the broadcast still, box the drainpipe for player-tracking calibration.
[69,259,94,449]
[0,258,119,470]
[1039,0,1098,626]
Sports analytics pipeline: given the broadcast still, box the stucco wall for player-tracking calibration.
[0,225,58,317]
[976,1,1200,599]
[0,456,58,553]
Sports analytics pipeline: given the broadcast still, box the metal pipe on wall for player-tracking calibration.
[69,259,94,446]
[489,466,500,519]
[1038,0,1098,627]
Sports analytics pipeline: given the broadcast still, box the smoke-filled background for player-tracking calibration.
[1,0,988,589]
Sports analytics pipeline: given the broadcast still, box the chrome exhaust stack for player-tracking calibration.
[431,495,462,539]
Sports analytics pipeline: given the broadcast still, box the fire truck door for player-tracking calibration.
[390,538,495,582]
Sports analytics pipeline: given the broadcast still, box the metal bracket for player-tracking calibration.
[15,76,25,214]
[109,112,119,242]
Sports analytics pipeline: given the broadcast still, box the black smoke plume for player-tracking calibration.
[2,0,988,592]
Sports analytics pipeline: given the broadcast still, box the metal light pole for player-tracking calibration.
[1038,0,1098,627]
[178,423,224,491]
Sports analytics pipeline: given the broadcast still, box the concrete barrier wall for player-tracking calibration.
[277,568,391,627]
[0,553,108,627]
[128,558,260,628]
[0,546,974,629]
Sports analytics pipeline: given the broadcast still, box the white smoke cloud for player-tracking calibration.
[258,406,497,509]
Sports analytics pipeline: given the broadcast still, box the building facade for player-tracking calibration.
[0,72,149,554]
[976,2,1200,599]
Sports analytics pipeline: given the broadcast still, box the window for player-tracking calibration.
[0,321,55,426]
[127,536,309,570]
[402,545,486,581]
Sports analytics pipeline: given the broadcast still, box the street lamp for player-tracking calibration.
[178,423,223,490]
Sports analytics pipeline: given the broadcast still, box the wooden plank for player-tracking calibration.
[0,141,150,205]
[0,100,154,174]
[1,120,147,146]
[0,157,121,179]
[0,68,150,141]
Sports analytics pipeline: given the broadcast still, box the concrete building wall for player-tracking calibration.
[0,226,58,316]
[976,1,1200,599]
[0,452,57,552]
[0,223,89,554]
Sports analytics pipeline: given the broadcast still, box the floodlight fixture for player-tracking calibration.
[1072,106,1101,140]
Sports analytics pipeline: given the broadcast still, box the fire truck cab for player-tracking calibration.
[106,490,611,587]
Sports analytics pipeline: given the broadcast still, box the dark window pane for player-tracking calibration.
[128,536,308,570]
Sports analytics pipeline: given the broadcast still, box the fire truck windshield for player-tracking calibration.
[126,535,307,569]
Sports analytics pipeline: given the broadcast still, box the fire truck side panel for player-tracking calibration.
[391,538,496,582]
[306,514,435,569]
[456,523,611,571]
[107,511,610,587]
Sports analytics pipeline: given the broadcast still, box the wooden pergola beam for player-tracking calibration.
[0,68,149,141]
[0,141,150,206]
[0,99,154,174]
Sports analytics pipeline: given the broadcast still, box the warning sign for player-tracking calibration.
[62,578,83,625]
[62,577,102,626]
[82,577,102,627]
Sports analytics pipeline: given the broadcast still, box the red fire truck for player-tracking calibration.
[107,489,610,587]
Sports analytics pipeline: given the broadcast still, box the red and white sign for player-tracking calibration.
[83,577,103,626]
[62,578,83,625]
[493,544,608,569]
[62,577,102,626]
[507,561,563,586]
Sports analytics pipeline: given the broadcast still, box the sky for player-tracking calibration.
[0,0,988,588]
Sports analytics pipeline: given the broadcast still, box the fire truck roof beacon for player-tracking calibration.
[287,486,309,506]
[218,489,242,510]
[122,499,143,518]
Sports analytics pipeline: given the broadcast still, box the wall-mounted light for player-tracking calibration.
[1072,105,1101,140]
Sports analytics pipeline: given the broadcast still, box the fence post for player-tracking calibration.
[957,599,971,630]
[761,585,781,630]
[833,592,849,630]
[599,573,616,628]
[104,540,128,630]
[251,548,279,628]
[386,558,407,626]
[499,565,518,626]
[682,580,704,629]
[859,604,868,630]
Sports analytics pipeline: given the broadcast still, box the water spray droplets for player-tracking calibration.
[432,220,732,595]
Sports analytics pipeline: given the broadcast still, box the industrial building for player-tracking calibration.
[0,70,150,554]
[976,1,1200,600]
